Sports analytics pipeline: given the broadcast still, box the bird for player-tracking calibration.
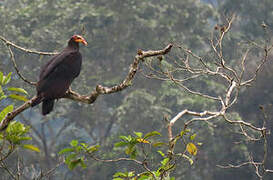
[31,35,87,115]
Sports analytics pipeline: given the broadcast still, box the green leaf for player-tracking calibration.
[128,171,135,177]
[58,148,74,155]
[18,137,32,141]
[125,147,131,155]
[180,128,191,137]
[114,141,128,147]
[70,140,78,147]
[87,145,100,153]
[6,121,28,135]
[0,72,3,84]
[153,142,166,147]
[80,143,88,149]
[157,150,165,157]
[8,94,28,102]
[161,158,169,166]
[80,158,87,169]
[134,131,143,138]
[119,135,132,142]
[0,85,2,94]
[182,154,194,165]
[138,176,150,180]
[125,145,137,159]
[76,145,83,152]
[180,130,185,137]
[113,172,127,178]
[22,144,40,152]
[144,131,161,139]
[7,87,28,95]
[0,105,13,122]
[190,133,197,141]
[65,153,77,163]
[0,95,7,101]
[68,158,81,170]
[3,72,12,85]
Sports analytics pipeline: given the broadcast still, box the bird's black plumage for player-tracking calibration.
[32,35,87,115]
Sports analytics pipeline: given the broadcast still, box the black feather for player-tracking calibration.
[34,35,84,115]
[42,100,54,115]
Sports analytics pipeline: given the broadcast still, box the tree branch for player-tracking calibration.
[6,45,36,85]
[0,44,173,131]
[0,35,57,55]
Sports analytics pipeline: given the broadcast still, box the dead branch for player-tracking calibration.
[140,16,273,179]
[147,16,270,143]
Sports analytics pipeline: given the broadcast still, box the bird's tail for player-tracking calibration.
[42,99,54,115]
[31,95,43,107]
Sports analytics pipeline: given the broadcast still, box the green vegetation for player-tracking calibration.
[1,0,273,179]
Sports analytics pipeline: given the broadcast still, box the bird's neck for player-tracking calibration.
[67,40,79,51]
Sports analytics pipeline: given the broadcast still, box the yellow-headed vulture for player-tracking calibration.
[31,35,87,115]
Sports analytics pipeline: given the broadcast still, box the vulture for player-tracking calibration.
[31,35,87,115]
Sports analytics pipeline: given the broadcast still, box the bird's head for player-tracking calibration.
[71,35,88,46]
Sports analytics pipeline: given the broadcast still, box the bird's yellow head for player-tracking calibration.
[72,35,87,46]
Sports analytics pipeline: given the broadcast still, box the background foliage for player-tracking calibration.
[1,0,273,179]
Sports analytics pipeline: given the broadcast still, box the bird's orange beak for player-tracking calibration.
[75,37,88,46]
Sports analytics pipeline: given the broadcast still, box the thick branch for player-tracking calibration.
[64,44,173,103]
[0,96,37,131]
[0,44,173,131]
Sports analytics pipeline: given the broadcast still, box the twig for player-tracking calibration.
[7,45,36,85]
[0,35,57,55]
[37,160,64,180]
[90,155,156,179]
[0,160,17,180]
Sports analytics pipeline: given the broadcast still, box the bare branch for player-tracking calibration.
[217,161,262,169]
[6,45,36,85]
[0,35,57,55]
[241,46,271,86]
[65,44,173,102]
[170,73,221,101]
[222,115,265,133]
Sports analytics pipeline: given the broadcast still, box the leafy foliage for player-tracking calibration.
[0,70,38,180]
[59,139,100,170]
[114,131,161,159]
[0,72,29,103]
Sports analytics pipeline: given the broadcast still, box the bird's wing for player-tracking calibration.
[37,50,82,97]
[39,50,73,80]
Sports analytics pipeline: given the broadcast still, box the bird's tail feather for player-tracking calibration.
[42,100,54,115]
